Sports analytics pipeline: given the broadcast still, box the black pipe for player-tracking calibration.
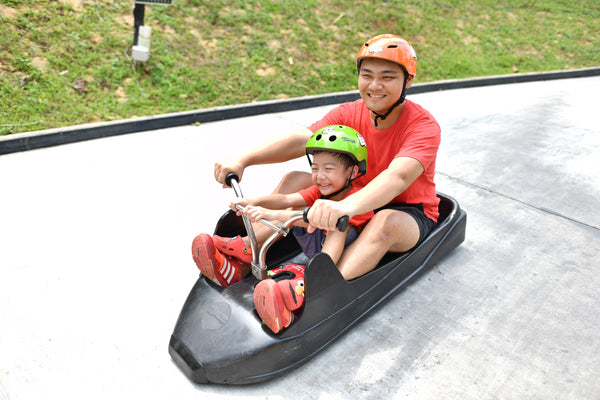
[133,3,145,46]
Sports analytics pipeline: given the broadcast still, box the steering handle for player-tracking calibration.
[225,172,239,187]
[303,207,349,232]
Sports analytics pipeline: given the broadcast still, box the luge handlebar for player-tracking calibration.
[225,172,239,187]
[303,207,349,232]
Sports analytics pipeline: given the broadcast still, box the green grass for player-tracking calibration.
[1,0,598,135]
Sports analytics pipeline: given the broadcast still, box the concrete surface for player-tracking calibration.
[1,76,599,400]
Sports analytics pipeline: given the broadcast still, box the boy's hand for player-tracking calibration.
[230,198,249,215]
[243,205,273,223]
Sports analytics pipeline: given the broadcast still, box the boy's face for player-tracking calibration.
[310,152,356,197]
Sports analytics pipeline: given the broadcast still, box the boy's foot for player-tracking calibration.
[191,233,244,287]
[253,264,305,333]
[212,235,253,264]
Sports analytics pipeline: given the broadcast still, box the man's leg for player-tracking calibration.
[337,210,420,280]
[272,171,313,195]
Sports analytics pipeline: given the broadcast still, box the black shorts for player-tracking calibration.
[374,203,437,248]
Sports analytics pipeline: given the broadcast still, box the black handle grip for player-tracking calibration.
[303,207,349,232]
[336,216,349,232]
[225,173,239,187]
[302,207,310,224]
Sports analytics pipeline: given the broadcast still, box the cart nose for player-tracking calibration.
[169,335,209,383]
[168,276,282,384]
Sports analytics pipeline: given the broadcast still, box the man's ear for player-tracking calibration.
[405,74,414,89]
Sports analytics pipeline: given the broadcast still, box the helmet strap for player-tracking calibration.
[321,180,352,200]
[320,178,352,200]
[306,155,366,200]
[320,170,365,200]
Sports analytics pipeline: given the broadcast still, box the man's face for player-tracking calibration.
[358,58,412,115]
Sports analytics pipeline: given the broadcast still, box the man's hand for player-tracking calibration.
[214,158,245,187]
[306,199,354,233]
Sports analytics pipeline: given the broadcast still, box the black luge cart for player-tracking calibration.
[169,177,466,385]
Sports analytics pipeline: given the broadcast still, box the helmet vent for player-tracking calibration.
[328,135,337,142]
[315,134,322,140]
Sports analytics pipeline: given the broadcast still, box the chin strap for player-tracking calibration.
[320,180,352,200]
[372,74,409,128]
[320,171,366,200]
[305,154,366,200]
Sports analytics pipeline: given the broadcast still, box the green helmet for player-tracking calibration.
[306,125,367,177]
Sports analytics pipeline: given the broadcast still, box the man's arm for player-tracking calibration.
[307,156,424,231]
[214,128,313,185]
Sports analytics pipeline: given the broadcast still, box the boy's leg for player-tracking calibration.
[253,264,306,333]
[191,171,312,286]
[212,235,253,263]
[337,210,420,280]
[192,233,249,286]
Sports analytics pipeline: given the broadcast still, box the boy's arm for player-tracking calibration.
[320,230,349,265]
[243,206,301,224]
[232,192,306,211]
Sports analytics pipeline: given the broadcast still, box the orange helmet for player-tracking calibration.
[356,34,417,77]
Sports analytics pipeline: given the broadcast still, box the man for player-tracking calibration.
[214,34,440,280]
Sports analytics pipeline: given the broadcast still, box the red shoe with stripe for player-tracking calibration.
[192,233,244,287]
[253,264,305,333]
[212,234,253,264]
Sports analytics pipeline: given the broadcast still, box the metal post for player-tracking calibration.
[132,0,172,62]
[133,3,145,46]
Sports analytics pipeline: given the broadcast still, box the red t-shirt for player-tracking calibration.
[298,185,374,229]
[308,99,440,222]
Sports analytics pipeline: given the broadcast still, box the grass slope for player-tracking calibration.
[1,0,598,135]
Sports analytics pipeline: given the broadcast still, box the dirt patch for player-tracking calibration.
[0,4,18,18]
[412,35,427,45]
[60,0,85,11]
[267,39,282,50]
[115,86,128,102]
[117,13,135,26]
[90,33,103,44]
[0,4,19,18]
[256,67,276,77]
[32,56,48,73]
[462,35,479,45]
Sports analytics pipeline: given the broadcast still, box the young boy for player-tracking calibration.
[191,125,373,332]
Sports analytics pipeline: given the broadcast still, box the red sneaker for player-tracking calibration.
[253,264,305,333]
[212,235,253,264]
[191,233,244,287]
